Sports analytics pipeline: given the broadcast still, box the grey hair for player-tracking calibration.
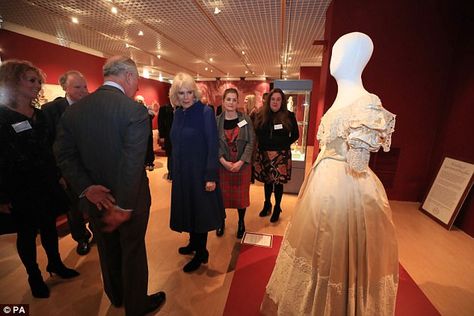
[58,70,84,89]
[103,56,137,77]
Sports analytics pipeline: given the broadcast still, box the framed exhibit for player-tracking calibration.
[420,157,474,230]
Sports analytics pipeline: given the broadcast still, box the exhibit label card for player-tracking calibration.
[422,157,474,226]
[242,232,273,248]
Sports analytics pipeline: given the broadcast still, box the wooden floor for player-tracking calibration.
[0,156,473,316]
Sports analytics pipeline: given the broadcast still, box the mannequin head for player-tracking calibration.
[329,32,373,82]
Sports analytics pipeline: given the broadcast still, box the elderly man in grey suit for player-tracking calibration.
[55,56,165,316]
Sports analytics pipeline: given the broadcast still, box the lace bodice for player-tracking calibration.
[316,94,395,172]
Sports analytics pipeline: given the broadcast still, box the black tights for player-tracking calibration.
[14,213,61,275]
[264,183,284,208]
[189,232,208,254]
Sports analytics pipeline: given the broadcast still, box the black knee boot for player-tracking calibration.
[237,208,246,238]
[270,184,283,222]
[259,184,273,217]
[183,233,209,273]
[178,233,195,255]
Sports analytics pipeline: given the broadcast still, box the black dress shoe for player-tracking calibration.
[270,206,282,223]
[76,240,91,256]
[178,243,194,255]
[216,221,225,237]
[259,201,272,217]
[142,291,166,315]
[183,250,209,273]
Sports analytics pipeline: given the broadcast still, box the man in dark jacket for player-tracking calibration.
[55,56,165,316]
[42,70,92,255]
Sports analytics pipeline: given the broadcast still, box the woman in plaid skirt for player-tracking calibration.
[216,88,256,238]
[253,88,299,222]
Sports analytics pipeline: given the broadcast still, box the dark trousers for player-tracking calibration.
[88,202,151,316]
[64,185,90,242]
[13,210,61,276]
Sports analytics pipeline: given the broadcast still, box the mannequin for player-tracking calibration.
[261,32,398,316]
[329,32,373,110]
[286,96,294,112]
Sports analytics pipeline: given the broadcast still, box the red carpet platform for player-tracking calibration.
[223,235,440,316]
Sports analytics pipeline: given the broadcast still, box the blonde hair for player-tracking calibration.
[0,59,45,106]
[244,94,256,114]
[169,72,201,107]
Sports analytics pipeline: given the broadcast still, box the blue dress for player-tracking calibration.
[169,101,225,233]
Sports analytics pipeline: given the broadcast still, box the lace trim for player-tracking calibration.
[317,94,395,149]
[317,94,395,172]
[265,237,399,315]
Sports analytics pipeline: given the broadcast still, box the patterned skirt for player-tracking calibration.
[219,163,252,209]
[253,149,292,184]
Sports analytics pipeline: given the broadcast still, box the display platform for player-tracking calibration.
[223,235,440,316]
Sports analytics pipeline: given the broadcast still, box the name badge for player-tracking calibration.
[11,120,32,133]
[237,120,248,128]
[274,124,283,130]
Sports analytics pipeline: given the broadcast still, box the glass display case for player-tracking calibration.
[274,80,312,194]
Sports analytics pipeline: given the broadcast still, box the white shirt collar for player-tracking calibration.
[66,96,74,105]
[103,81,125,94]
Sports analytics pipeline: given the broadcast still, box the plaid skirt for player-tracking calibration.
[219,163,251,209]
[253,149,292,184]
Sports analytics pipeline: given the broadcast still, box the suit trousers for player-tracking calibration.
[64,186,90,242]
[88,202,151,316]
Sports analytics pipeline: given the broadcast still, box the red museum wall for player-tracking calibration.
[0,29,171,129]
[317,0,474,235]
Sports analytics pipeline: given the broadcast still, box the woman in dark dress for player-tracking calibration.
[253,88,299,222]
[0,60,79,298]
[169,72,225,273]
[216,88,255,238]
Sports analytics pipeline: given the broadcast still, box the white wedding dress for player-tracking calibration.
[261,94,399,316]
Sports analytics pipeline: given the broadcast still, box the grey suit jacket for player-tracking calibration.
[54,85,151,211]
[216,111,255,164]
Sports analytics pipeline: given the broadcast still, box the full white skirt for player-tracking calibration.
[261,158,399,316]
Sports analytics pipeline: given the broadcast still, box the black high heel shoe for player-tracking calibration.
[183,250,209,273]
[270,206,282,222]
[237,221,245,239]
[259,201,272,217]
[28,274,50,298]
[46,262,80,279]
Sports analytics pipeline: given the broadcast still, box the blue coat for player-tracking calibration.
[170,101,225,233]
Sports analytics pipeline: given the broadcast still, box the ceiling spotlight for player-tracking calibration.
[125,43,130,48]
[209,58,213,62]
[288,56,292,60]
[245,70,248,74]
[71,17,79,24]
[210,70,213,73]
[214,7,221,15]
[157,54,161,59]
[283,69,287,74]
[205,67,208,71]
[241,51,245,55]
[111,7,118,14]
[138,31,144,36]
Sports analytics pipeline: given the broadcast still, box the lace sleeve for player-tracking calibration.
[346,103,396,173]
